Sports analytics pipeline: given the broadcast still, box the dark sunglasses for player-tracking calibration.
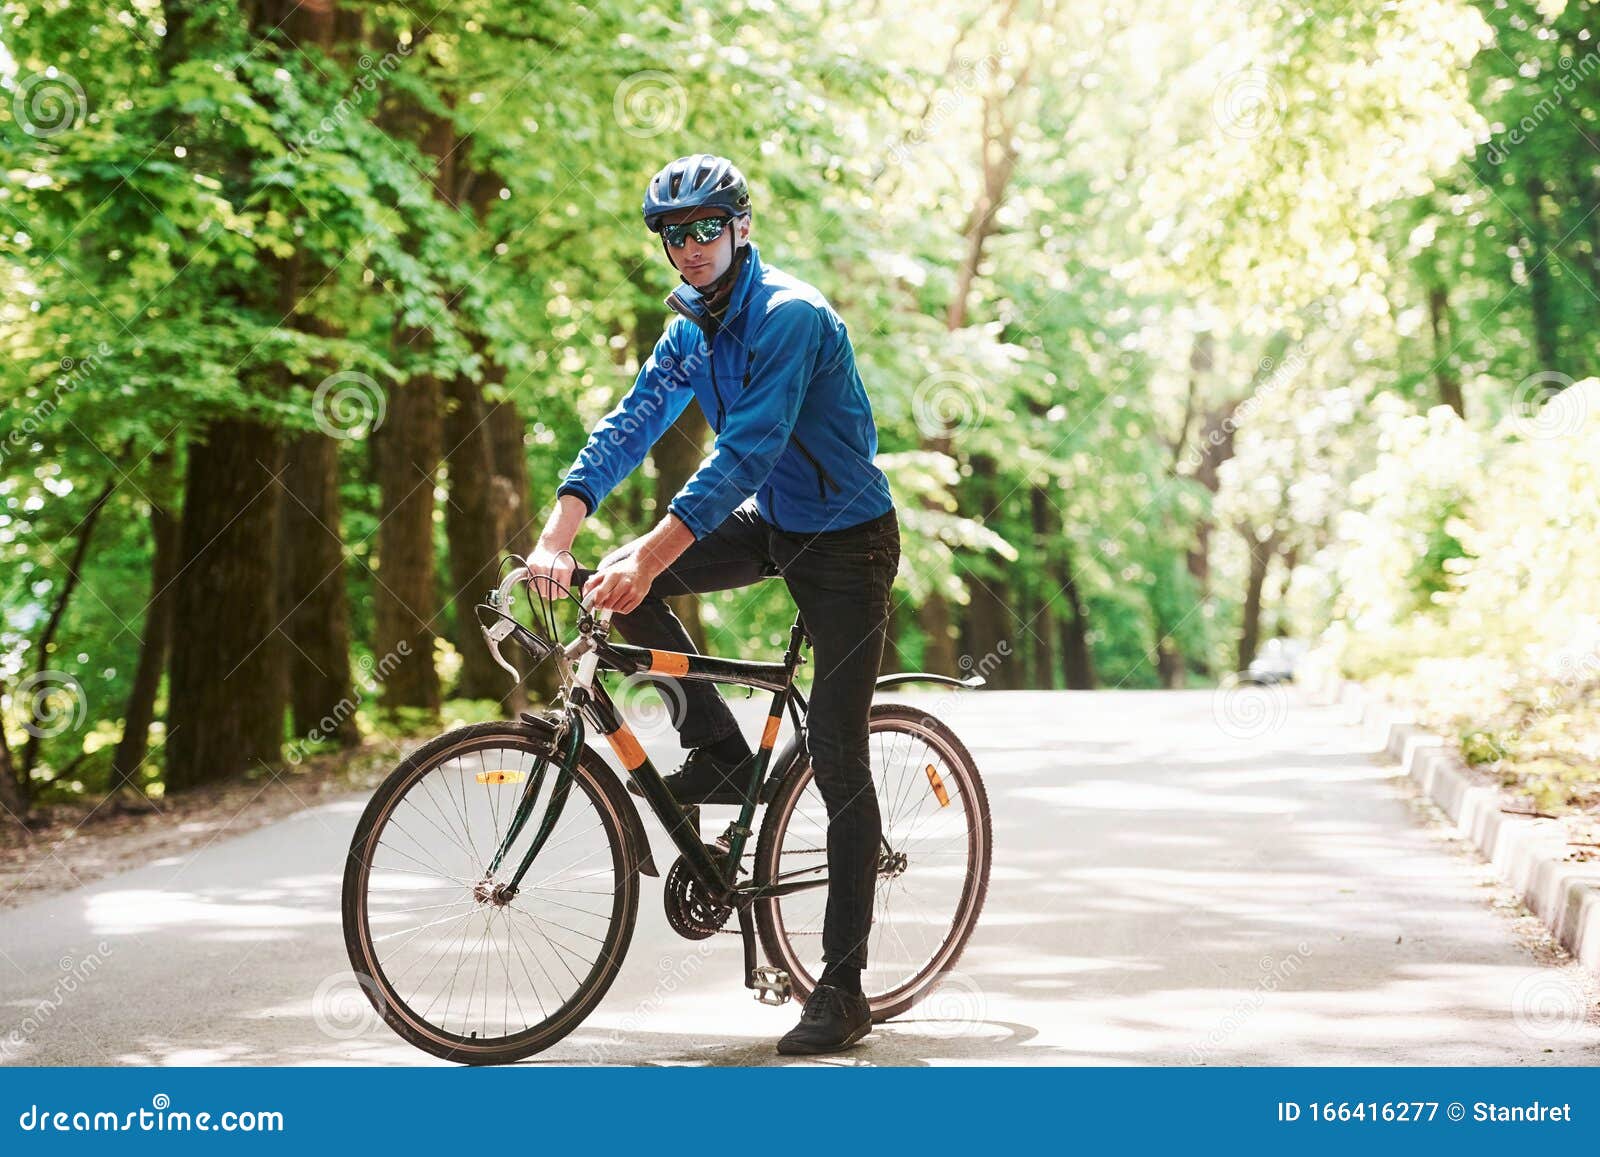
[661,214,742,248]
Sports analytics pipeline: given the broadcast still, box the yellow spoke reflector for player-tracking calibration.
[924,763,950,808]
[475,770,525,785]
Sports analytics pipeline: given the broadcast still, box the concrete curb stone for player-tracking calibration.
[1307,670,1600,977]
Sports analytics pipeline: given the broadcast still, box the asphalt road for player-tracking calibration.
[2,689,1597,1066]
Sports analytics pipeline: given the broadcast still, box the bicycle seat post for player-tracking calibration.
[784,612,809,667]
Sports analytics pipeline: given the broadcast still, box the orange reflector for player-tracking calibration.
[924,763,950,807]
[475,770,525,785]
[761,716,781,749]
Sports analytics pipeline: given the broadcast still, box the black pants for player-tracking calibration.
[574,502,900,972]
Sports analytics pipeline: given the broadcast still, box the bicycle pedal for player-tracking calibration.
[750,965,792,1006]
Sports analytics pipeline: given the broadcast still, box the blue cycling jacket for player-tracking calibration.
[557,243,894,539]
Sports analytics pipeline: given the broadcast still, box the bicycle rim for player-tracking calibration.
[343,726,636,1062]
[755,706,991,1020]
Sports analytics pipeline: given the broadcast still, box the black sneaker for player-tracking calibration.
[776,983,872,1055]
[627,747,770,806]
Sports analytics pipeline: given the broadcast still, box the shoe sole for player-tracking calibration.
[775,1022,871,1056]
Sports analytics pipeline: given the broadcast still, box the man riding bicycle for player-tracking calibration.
[529,153,899,1055]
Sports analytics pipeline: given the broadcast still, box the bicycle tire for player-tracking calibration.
[341,719,640,1064]
[753,702,992,1022]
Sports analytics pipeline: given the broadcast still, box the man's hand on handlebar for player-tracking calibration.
[530,505,693,617]
[581,550,660,617]
[527,540,577,601]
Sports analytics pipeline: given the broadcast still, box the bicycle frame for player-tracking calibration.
[592,625,812,903]
[477,569,817,908]
[477,564,985,914]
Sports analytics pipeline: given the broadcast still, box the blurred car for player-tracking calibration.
[1240,637,1306,685]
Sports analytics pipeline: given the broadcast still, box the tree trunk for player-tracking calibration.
[369,74,456,715]
[166,417,286,789]
[1236,526,1281,672]
[1156,637,1184,689]
[161,0,339,788]
[279,431,360,745]
[1579,167,1600,337]
[1271,545,1300,642]
[1028,487,1056,689]
[18,475,115,783]
[1059,543,1095,690]
[961,579,1016,688]
[1426,284,1465,418]
[1182,331,1288,680]
[651,403,712,652]
[1522,176,1563,372]
[940,31,1033,687]
[0,710,25,823]
[486,400,541,713]
[372,365,443,713]
[488,400,533,555]
[1185,398,1238,595]
[110,480,180,795]
[920,593,958,679]
[444,368,506,700]
[959,455,1018,688]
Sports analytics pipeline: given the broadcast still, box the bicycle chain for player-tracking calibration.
[714,847,827,934]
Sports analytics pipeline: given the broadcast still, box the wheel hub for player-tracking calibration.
[473,877,517,907]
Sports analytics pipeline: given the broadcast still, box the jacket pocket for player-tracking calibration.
[788,433,844,502]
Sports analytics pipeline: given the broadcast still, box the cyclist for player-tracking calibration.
[529,153,899,1055]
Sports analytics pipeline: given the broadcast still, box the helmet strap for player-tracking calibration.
[700,238,749,305]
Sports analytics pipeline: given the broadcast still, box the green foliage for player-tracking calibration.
[1322,381,1600,811]
[2,0,1596,808]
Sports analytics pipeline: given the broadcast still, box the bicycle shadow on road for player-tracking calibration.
[547,1016,1071,1067]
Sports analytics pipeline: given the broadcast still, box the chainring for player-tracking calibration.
[663,844,734,940]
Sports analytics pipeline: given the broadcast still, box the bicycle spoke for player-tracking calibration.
[350,730,632,1056]
[764,713,988,1012]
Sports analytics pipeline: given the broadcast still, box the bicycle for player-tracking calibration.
[340,556,992,1064]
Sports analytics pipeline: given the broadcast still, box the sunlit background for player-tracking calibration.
[0,0,1595,823]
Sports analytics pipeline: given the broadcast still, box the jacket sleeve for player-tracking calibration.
[667,302,822,539]
[557,325,693,516]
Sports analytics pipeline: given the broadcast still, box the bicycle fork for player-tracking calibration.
[480,710,587,903]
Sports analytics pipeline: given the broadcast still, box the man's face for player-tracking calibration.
[660,205,749,289]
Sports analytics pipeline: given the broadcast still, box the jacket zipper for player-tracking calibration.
[711,347,726,430]
[737,362,840,502]
[670,287,842,505]
[668,291,730,430]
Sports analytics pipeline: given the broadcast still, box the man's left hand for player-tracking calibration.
[582,548,661,616]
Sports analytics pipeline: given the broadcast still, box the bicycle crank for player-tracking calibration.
[663,844,734,940]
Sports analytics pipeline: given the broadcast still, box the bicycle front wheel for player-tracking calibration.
[754,703,992,1022]
[341,720,639,1064]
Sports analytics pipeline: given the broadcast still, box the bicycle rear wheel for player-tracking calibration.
[754,703,991,1022]
[341,720,639,1064]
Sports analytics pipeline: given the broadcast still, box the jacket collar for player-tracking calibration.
[666,242,763,338]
